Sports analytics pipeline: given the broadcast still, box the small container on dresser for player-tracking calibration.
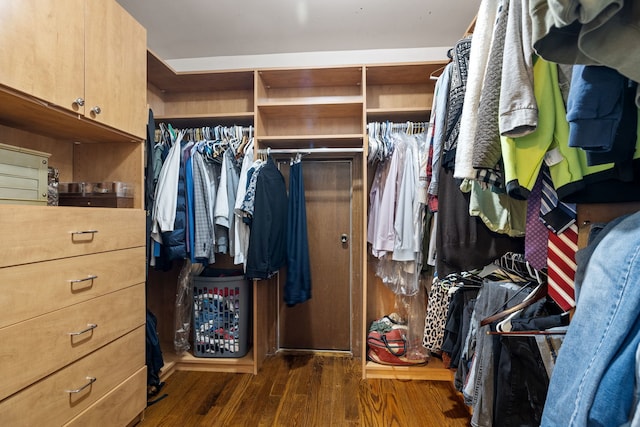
[0,142,51,206]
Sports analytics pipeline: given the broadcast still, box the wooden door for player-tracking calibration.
[278,160,353,351]
[84,0,147,138]
[0,0,85,113]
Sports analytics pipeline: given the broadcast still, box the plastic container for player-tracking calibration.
[192,271,251,358]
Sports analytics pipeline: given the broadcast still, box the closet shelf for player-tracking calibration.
[258,102,363,119]
[257,134,363,149]
[257,95,363,107]
[161,347,256,376]
[147,52,254,93]
[154,113,255,128]
[366,107,432,122]
[366,62,445,85]
[0,86,142,144]
[365,358,452,381]
[258,67,362,88]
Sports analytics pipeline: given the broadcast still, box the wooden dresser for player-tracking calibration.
[0,0,148,425]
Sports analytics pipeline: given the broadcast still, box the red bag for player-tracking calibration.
[366,315,427,366]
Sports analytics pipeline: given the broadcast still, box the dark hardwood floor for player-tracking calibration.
[138,354,471,426]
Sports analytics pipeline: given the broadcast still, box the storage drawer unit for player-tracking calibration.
[0,205,145,267]
[0,283,145,401]
[63,367,147,427]
[0,327,145,426]
[0,247,145,329]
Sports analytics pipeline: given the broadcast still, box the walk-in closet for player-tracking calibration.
[2,0,640,426]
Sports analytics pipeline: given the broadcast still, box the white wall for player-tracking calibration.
[166,47,450,72]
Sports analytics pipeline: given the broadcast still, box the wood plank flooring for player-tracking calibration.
[138,354,471,427]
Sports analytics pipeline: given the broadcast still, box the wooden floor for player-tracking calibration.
[138,354,471,427]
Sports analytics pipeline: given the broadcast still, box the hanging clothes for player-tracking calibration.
[284,156,312,305]
[233,141,254,267]
[367,123,429,296]
[149,124,254,268]
[245,156,288,280]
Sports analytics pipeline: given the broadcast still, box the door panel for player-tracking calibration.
[0,0,84,112]
[278,160,352,351]
[85,0,147,138]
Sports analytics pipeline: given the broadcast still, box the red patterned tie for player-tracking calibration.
[547,223,579,311]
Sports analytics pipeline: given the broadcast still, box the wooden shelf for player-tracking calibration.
[257,134,363,149]
[366,62,445,85]
[258,101,363,119]
[147,51,254,93]
[155,113,254,127]
[161,347,256,378]
[258,67,362,88]
[257,95,363,106]
[364,357,453,381]
[0,86,142,144]
[366,108,431,122]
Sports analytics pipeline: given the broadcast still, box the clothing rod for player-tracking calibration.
[261,147,364,154]
[486,330,567,337]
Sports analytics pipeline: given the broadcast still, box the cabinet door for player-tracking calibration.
[0,0,85,113]
[84,0,147,139]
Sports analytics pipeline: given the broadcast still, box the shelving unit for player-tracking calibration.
[146,55,452,381]
[256,66,365,150]
[362,61,449,380]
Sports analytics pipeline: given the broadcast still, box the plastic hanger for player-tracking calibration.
[429,65,446,81]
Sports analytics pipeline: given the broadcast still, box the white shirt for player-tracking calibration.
[151,131,184,244]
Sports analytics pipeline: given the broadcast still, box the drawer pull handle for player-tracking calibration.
[70,275,98,284]
[66,376,96,394]
[71,230,99,235]
[68,323,98,336]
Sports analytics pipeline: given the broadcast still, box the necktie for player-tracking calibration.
[547,224,579,311]
[539,165,576,234]
[538,165,578,310]
[524,169,548,271]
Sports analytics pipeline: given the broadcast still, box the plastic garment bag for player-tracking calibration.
[173,259,204,354]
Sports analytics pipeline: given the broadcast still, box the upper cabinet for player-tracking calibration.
[0,0,147,140]
[0,0,85,116]
[83,0,147,138]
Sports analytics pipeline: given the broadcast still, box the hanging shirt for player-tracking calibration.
[393,133,420,263]
[151,131,184,243]
[371,140,401,258]
[191,150,216,263]
[245,157,288,280]
[233,141,254,267]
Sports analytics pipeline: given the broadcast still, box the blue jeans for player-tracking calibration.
[541,211,640,426]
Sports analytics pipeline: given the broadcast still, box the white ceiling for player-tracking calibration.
[117,0,478,71]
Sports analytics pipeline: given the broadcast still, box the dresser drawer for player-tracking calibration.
[63,366,147,427]
[0,326,145,427]
[0,246,145,328]
[0,283,145,401]
[0,205,145,268]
